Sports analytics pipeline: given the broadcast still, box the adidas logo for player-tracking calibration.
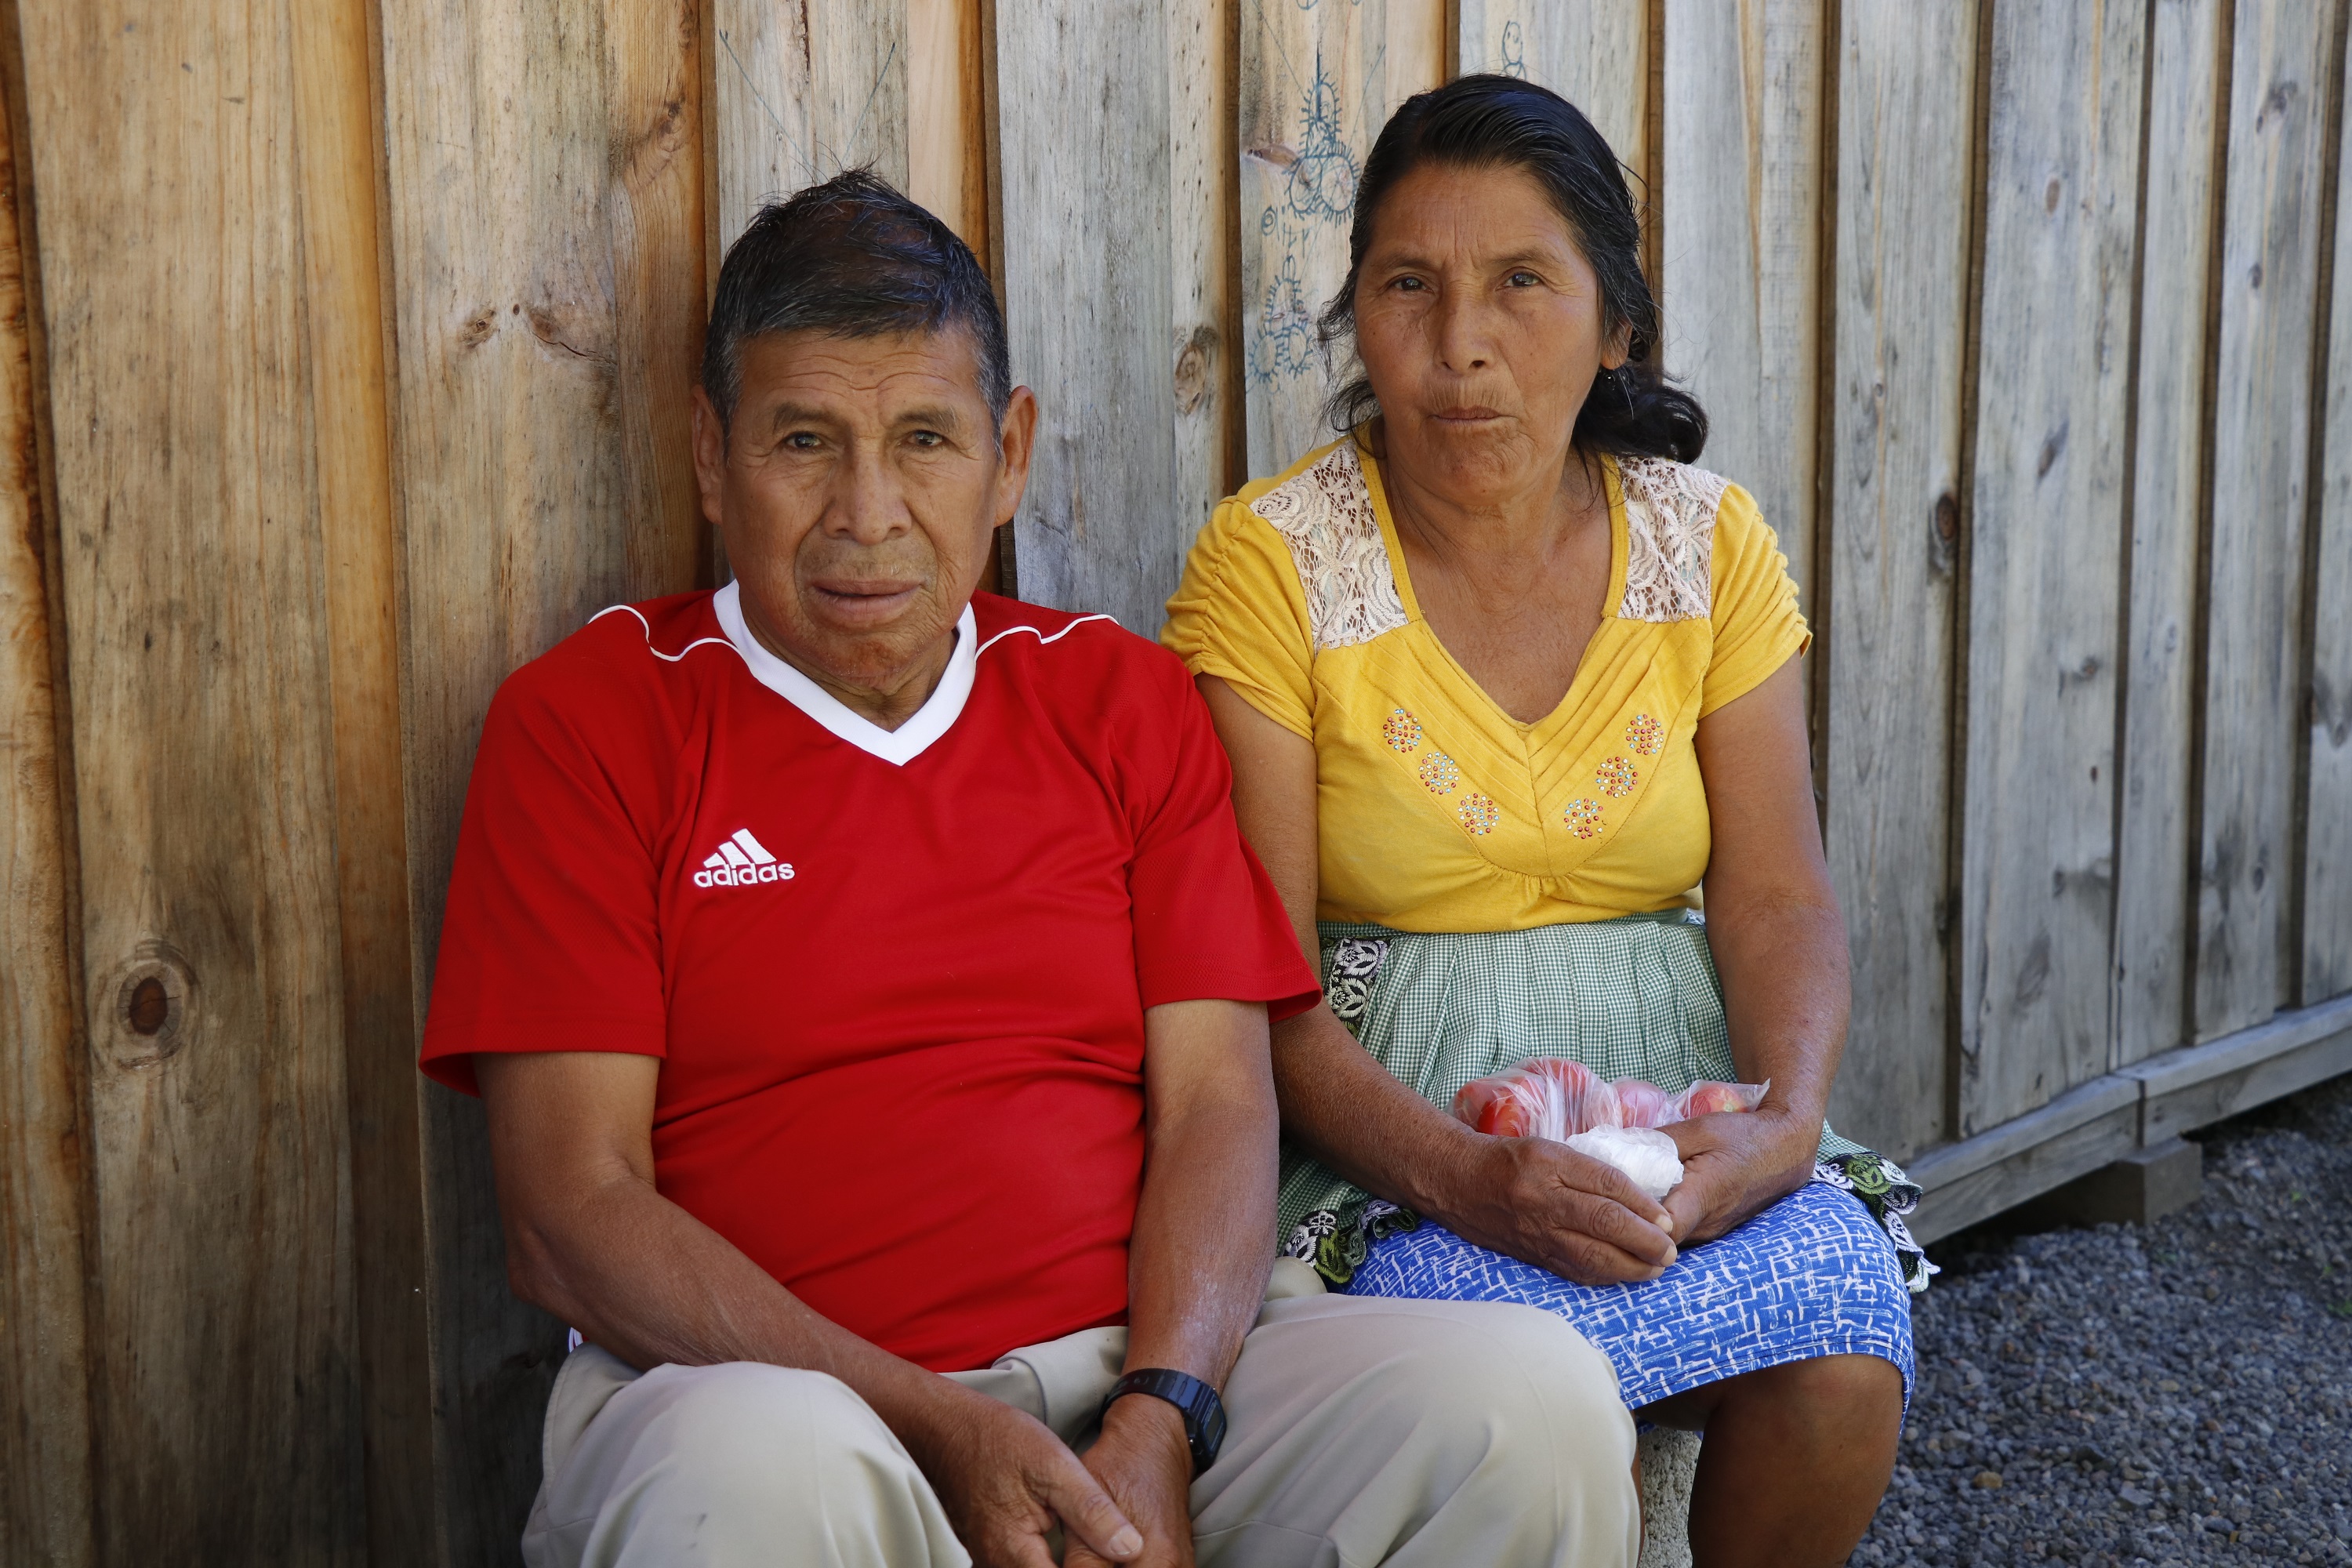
[693,828,795,888]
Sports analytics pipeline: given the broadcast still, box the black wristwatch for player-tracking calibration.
[1101,1368,1228,1476]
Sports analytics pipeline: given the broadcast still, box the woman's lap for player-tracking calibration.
[1339,1181,1915,1416]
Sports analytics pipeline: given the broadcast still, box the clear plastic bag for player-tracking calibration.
[1451,1060,1769,1140]
[1452,1058,1622,1141]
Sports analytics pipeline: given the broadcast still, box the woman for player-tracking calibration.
[1163,76,1922,1566]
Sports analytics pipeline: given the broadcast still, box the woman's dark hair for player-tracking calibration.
[1319,74,1706,463]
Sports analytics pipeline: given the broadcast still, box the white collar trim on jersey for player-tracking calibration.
[712,580,978,767]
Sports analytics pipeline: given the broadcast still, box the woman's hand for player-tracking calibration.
[1439,1132,1681,1285]
[1661,1107,1818,1247]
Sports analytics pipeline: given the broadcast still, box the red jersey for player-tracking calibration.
[419,586,1319,1372]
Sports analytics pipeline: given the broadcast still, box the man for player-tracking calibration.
[420,169,1637,1568]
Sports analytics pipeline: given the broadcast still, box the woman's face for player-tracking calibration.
[1352,160,1627,502]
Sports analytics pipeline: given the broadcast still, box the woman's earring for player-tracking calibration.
[1618,366,1635,414]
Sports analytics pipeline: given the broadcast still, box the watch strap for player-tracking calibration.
[1101,1368,1227,1476]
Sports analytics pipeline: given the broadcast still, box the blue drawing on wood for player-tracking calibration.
[1284,53,1360,224]
[1500,21,1527,79]
[1249,249,1319,387]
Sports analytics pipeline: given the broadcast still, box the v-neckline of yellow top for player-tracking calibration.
[1363,436,1633,742]
[1163,432,1809,933]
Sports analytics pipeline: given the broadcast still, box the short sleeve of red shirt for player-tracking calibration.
[1123,657,1319,1021]
[419,648,670,1093]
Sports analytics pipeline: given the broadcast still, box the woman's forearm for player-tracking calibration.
[1701,889,1850,1133]
[1269,1001,1489,1221]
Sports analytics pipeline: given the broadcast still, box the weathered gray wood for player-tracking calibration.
[1903,992,2352,1240]
[0,31,94,1564]
[710,0,909,249]
[2306,56,2352,1004]
[2195,0,2339,1040]
[1904,1070,2142,1197]
[1456,0,1649,188]
[2116,0,2228,1065]
[996,0,1185,631]
[1958,0,2145,1130]
[20,0,365,1555]
[1240,0,1407,475]
[2127,990,2352,1139]
[1817,0,1981,1163]
[1169,0,1242,593]
[1657,0,1823,614]
[378,1,709,1555]
[1906,1067,2143,1245]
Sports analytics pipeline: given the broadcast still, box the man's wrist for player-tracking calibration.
[1098,1385,1192,1466]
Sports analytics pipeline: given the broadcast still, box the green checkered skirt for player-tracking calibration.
[1279,910,1932,1290]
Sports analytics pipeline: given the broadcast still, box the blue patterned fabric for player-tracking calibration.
[1341,1181,1915,1417]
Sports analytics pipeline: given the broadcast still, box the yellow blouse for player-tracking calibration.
[1162,434,1809,933]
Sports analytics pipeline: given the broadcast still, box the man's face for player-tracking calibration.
[691,327,1035,700]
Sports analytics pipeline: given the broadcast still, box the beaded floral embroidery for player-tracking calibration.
[1625,713,1664,756]
[1596,757,1639,797]
[1457,793,1499,836]
[1382,709,1422,753]
[1417,753,1461,795]
[1563,798,1604,839]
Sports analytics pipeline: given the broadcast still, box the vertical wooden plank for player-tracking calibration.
[378,1,706,1555]
[2196,0,2339,1039]
[908,0,989,248]
[2308,42,2352,1004]
[19,0,365,1556]
[285,0,432,1557]
[995,0,1183,630]
[710,0,909,251]
[1456,0,1649,189]
[1956,0,2146,1130]
[1240,0,1404,475]
[2117,0,2228,1063]
[1657,0,1823,612]
[1171,0,1241,558]
[1818,0,1980,1163]
[0,18,94,1563]
[1386,0,1449,109]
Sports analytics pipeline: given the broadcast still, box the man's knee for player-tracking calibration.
[1393,1298,1635,1470]
[535,1362,961,1568]
[625,1361,895,1486]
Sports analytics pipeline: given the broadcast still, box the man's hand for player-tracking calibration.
[1068,1396,1196,1568]
[1441,1133,1681,1285]
[903,1381,1146,1568]
[1661,1108,1817,1247]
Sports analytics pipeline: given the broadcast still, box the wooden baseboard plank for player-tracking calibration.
[1904,1073,2139,1193]
[2136,1018,2352,1142]
[1907,1102,2141,1246]
[1899,992,2352,1245]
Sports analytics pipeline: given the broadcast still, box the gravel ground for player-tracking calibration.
[1849,1072,2352,1566]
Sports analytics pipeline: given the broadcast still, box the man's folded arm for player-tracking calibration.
[474,1049,945,1411]
[472,1047,1155,1568]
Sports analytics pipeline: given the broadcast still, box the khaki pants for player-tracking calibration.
[521,1264,1637,1568]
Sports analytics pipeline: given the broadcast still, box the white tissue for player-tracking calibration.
[1563,1125,1685,1201]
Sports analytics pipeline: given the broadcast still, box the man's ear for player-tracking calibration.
[690,386,728,528]
[992,385,1040,528]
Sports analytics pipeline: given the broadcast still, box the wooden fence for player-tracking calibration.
[2,0,2348,1561]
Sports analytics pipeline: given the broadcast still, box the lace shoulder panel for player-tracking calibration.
[1617,458,1730,623]
[1249,443,1408,652]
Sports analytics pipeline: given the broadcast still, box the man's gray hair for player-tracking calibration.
[700,170,1011,430]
